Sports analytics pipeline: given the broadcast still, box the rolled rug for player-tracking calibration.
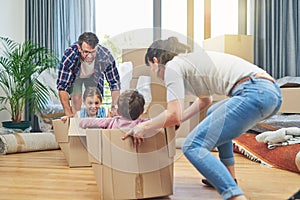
[0,132,59,154]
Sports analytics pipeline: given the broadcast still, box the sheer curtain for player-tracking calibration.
[25,0,95,131]
[252,0,300,79]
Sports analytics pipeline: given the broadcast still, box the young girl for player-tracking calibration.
[79,90,147,129]
[79,87,106,118]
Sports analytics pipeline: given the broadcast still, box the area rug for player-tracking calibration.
[0,132,59,154]
[233,133,300,174]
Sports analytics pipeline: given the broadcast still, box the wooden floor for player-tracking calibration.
[0,149,299,200]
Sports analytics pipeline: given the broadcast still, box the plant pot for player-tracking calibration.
[2,121,31,131]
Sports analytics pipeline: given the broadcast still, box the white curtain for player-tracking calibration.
[25,0,96,131]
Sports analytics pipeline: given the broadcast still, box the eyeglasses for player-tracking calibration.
[81,48,97,56]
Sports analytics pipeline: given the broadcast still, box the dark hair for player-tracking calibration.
[117,90,145,120]
[78,32,99,48]
[145,37,191,66]
[83,87,103,102]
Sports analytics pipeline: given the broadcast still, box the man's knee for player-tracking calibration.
[71,94,82,111]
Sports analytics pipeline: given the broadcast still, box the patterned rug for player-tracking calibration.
[233,133,300,174]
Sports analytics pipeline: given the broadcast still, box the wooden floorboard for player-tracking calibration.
[0,149,299,200]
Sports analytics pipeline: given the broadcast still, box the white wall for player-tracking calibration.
[0,0,25,42]
[0,0,25,124]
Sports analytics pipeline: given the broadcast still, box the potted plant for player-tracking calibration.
[0,37,59,130]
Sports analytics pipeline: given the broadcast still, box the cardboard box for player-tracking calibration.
[122,48,147,67]
[276,78,300,113]
[202,34,254,63]
[279,87,300,113]
[86,127,175,200]
[52,118,91,167]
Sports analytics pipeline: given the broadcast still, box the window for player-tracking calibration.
[96,0,153,108]
[211,0,238,38]
[95,0,240,108]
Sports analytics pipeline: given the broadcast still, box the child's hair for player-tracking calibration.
[83,87,103,102]
[145,37,191,66]
[117,90,145,120]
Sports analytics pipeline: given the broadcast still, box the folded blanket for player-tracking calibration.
[255,127,300,150]
[0,132,59,154]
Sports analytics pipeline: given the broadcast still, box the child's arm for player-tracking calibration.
[79,118,110,129]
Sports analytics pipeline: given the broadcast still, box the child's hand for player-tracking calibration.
[122,125,145,147]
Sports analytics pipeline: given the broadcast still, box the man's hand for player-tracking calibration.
[60,116,69,123]
[109,107,118,117]
[122,125,145,147]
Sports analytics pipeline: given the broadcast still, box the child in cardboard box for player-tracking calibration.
[79,89,148,129]
[79,87,106,118]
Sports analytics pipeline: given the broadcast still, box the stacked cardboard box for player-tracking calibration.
[278,82,300,113]
[86,127,176,199]
[202,34,254,63]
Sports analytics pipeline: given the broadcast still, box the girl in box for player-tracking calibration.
[79,87,106,118]
[79,89,148,129]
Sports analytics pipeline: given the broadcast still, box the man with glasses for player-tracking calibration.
[57,32,120,118]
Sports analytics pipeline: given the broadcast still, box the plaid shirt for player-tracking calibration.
[56,42,120,95]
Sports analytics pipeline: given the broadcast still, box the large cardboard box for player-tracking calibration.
[86,127,175,200]
[52,118,91,167]
[202,34,254,63]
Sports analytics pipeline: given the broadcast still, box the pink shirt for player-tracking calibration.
[79,116,148,129]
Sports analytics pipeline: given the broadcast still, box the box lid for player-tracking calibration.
[53,118,86,143]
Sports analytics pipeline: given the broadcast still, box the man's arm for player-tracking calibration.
[58,90,74,117]
[181,97,212,123]
[111,90,120,106]
[110,90,120,116]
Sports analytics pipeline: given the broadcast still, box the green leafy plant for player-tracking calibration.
[0,37,59,122]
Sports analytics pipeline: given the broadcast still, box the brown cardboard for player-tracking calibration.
[202,34,254,63]
[279,87,300,113]
[122,48,147,68]
[52,118,91,167]
[86,127,175,200]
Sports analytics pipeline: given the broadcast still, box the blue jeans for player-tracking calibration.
[182,76,282,200]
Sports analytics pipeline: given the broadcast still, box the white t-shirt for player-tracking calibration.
[80,60,95,78]
[165,50,266,102]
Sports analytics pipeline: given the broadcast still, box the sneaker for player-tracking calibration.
[202,178,237,187]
